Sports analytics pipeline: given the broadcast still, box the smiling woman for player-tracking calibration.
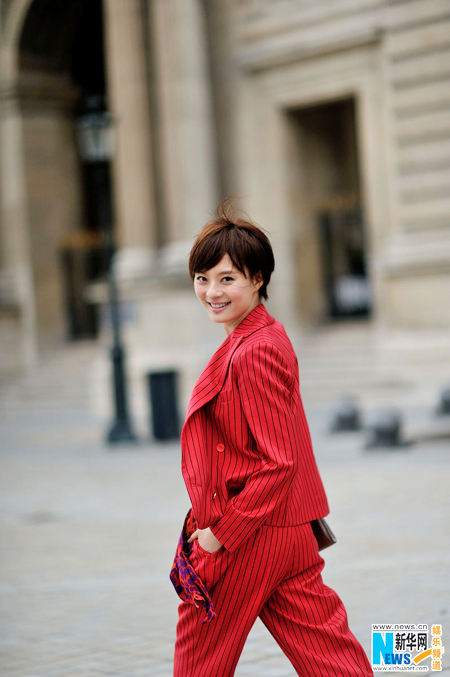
[192,254,263,334]
[188,203,274,335]
[171,200,373,677]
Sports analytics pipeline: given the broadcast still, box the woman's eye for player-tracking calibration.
[196,276,207,282]
[222,277,234,282]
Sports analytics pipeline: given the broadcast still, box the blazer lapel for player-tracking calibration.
[184,304,274,422]
[185,331,242,420]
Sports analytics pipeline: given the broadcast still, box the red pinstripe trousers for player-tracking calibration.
[174,522,373,676]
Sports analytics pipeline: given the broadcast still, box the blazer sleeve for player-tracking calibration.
[210,342,298,553]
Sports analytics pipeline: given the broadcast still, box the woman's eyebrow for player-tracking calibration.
[195,268,236,276]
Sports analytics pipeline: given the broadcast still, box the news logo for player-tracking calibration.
[371,624,444,672]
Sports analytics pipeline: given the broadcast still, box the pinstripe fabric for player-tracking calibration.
[174,304,372,675]
[174,523,372,676]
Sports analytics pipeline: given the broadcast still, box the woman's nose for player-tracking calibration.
[207,282,222,298]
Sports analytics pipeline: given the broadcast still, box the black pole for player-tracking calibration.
[91,161,137,445]
[106,260,137,444]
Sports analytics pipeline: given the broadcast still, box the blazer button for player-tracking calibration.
[216,443,225,452]
[212,492,217,499]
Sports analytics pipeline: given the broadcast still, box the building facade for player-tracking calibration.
[1,0,449,417]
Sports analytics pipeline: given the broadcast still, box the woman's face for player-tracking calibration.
[194,254,262,335]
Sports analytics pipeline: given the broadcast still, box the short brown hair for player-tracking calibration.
[189,200,275,300]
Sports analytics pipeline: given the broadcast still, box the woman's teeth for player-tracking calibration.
[210,302,230,308]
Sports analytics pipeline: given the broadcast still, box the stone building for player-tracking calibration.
[1,0,449,422]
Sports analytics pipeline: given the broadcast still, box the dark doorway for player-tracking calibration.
[288,98,371,321]
[67,0,110,339]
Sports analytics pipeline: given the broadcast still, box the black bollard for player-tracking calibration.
[148,371,180,441]
[364,407,410,449]
[330,397,362,432]
[436,387,450,416]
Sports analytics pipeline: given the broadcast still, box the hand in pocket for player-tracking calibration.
[188,527,222,554]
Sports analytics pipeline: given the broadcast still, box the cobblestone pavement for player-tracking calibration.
[1,401,449,676]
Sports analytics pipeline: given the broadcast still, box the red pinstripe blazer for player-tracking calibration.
[181,303,329,553]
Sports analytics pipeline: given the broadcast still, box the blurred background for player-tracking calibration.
[1,0,450,421]
[1,1,449,675]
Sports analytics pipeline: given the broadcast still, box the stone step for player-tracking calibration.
[0,342,102,414]
[1,327,448,415]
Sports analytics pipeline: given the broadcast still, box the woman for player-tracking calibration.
[170,203,373,677]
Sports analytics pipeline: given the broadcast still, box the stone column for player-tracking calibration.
[151,0,218,245]
[0,92,38,368]
[103,0,157,274]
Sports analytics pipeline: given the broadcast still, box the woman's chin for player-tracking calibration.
[210,312,229,324]
[206,304,232,321]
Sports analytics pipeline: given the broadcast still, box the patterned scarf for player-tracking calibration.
[170,508,216,624]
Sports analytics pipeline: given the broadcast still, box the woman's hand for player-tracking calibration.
[188,527,222,554]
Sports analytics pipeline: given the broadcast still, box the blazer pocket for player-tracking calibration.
[215,389,234,403]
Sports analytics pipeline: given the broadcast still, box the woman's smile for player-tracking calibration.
[207,301,231,313]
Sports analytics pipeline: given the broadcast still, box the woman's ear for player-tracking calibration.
[254,272,263,291]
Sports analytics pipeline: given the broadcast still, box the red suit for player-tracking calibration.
[173,304,373,676]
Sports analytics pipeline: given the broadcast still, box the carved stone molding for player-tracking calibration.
[2,71,80,111]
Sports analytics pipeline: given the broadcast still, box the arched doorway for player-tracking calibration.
[18,0,109,341]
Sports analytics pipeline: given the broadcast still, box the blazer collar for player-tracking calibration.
[230,303,274,339]
[184,304,274,421]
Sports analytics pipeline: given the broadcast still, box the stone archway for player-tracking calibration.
[1,0,163,367]
[18,0,107,341]
[1,0,107,356]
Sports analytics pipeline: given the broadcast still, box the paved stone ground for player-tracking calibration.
[1,401,449,676]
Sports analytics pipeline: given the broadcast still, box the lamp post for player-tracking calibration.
[77,106,137,444]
